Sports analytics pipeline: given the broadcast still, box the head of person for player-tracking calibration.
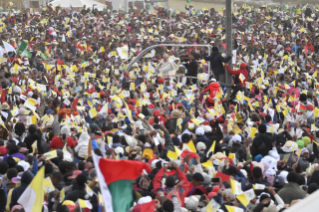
[165,175,175,188]
[76,173,87,187]
[192,173,204,186]
[7,168,18,180]
[287,171,299,183]
[188,52,195,60]
[258,123,267,134]
[163,54,169,62]
[0,161,9,175]
[252,167,263,180]
[265,115,272,123]
[222,188,235,202]
[307,183,319,194]
[28,124,37,135]
[259,193,271,207]
[51,172,63,185]
[6,142,19,155]
[296,39,301,45]
[162,199,174,212]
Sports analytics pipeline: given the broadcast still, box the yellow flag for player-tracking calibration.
[17,166,45,211]
[89,108,98,118]
[167,150,178,160]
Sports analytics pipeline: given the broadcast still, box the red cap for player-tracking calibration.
[158,78,165,84]
[153,109,160,117]
[148,104,155,109]
[12,77,18,83]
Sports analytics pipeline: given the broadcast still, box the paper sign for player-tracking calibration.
[205,198,220,212]
[43,177,55,193]
[60,188,65,203]
[63,99,71,106]
[32,141,37,153]
[89,107,98,118]
[43,150,58,160]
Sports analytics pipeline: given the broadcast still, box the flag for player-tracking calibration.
[205,199,220,211]
[225,205,244,212]
[18,166,45,211]
[92,153,152,212]
[57,57,64,65]
[3,41,16,53]
[132,201,156,211]
[116,45,129,60]
[230,178,242,195]
[236,189,255,207]
[182,140,196,153]
[24,50,32,58]
[40,52,47,60]
[17,40,28,54]
[299,102,307,113]
[180,149,198,159]
[206,140,216,157]
[167,150,179,160]
[78,199,93,209]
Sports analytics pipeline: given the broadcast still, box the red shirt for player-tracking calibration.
[49,135,76,149]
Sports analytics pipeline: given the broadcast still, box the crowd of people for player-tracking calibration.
[0,2,318,212]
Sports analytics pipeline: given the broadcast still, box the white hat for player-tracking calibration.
[18,160,30,171]
[114,146,124,155]
[196,142,206,151]
[195,127,205,136]
[203,125,212,133]
[232,134,242,142]
[278,171,289,183]
[268,149,280,161]
[261,156,278,171]
[185,195,199,211]
[265,169,276,178]
[210,77,216,82]
[137,196,152,204]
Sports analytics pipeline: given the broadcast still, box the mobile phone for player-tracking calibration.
[62,134,66,140]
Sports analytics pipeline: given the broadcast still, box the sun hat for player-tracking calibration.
[281,141,298,153]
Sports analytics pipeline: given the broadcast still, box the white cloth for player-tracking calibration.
[157,59,178,76]
[74,132,90,158]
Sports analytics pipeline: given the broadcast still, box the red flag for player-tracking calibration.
[299,102,307,113]
[132,201,156,212]
[75,41,83,51]
[180,149,199,159]
[304,46,309,54]
[57,57,64,65]
[222,43,227,49]
[29,41,35,47]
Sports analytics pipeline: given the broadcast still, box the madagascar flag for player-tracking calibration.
[132,201,156,211]
[57,57,64,65]
[92,153,152,212]
[299,102,307,113]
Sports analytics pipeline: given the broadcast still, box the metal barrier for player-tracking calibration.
[125,44,212,74]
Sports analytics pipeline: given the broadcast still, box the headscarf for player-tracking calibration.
[307,183,319,194]
[307,170,319,186]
